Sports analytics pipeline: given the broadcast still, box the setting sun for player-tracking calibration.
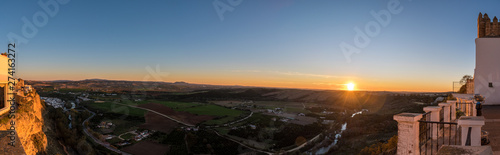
[346,83,355,91]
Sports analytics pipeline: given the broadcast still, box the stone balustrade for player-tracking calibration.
[393,113,422,155]
[439,102,451,127]
[394,96,482,154]
[448,100,457,120]
[423,106,442,139]
[457,116,485,146]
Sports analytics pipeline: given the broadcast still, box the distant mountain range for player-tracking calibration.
[26,78,250,92]
[29,79,449,94]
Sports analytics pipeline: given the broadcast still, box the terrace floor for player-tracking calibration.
[481,105,500,154]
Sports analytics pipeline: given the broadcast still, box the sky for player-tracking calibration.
[0,0,498,92]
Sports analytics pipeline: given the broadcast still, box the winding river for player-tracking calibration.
[310,109,368,155]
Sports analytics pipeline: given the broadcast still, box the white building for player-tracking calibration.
[474,13,500,105]
[0,54,14,116]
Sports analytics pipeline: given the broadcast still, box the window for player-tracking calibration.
[0,84,8,115]
[489,82,493,88]
[0,86,3,109]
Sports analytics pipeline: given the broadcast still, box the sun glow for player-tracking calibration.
[346,83,355,91]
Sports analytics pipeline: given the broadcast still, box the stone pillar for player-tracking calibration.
[394,113,422,155]
[457,116,485,146]
[439,103,451,127]
[462,100,466,112]
[457,99,462,111]
[460,100,464,112]
[424,106,441,139]
[447,100,457,121]
[464,101,468,116]
[463,101,468,116]
[466,101,474,116]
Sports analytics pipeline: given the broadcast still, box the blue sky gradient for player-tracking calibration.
[1,0,498,91]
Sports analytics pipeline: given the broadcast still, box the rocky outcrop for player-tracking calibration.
[0,84,47,155]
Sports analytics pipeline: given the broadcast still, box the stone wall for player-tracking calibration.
[478,12,500,38]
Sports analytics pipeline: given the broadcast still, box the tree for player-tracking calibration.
[460,75,473,85]
[458,85,467,93]
[458,75,473,93]
[360,135,397,155]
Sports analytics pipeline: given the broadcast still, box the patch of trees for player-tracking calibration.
[328,114,398,154]
[227,126,263,141]
[48,107,89,154]
[346,114,397,136]
[189,130,244,155]
[359,135,397,155]
[272,123,322,149]
[87,112,144,135]
[458,75,473,93]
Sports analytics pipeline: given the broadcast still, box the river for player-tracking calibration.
[68,114,72,129]
[310,109,368,155]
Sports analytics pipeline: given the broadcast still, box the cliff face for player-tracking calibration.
[0,84,47,155]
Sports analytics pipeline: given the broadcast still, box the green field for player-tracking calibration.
[120,100,201,109]
[179,105,241,116]
[87,102,146,117]
[230,113,279,127]
[58,88,87,93]
[152,100,201,109]
[204,117,236,125]
[90,99,245,125]
[106,137,122,144]
[168,91,207,95]
[216,128,230,135]
[110,119,141,135]
[177,104,245,125]
[121,133,136,140]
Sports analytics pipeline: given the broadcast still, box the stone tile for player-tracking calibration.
[480,106,500,151]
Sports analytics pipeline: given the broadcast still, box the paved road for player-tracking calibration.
[82,107,131,155]
[285,133,322,153]
[117,103,278,154]
[115,103,195,126]
[210,116,321,155]
[230,111,253,125]
[86,103,316,155]
[211,129,274,155]
[207,111,253,128]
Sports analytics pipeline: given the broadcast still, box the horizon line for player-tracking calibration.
[23,78,453,93]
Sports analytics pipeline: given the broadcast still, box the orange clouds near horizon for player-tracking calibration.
[19,69,451,92]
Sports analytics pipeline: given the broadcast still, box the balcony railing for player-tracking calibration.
[394,95,483,155]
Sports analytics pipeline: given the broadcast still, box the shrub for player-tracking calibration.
[456,110,466,118]
[359,135,397,155]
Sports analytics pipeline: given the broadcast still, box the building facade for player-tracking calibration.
[474,13,500,105]
[0,55,12,115]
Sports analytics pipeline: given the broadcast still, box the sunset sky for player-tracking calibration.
[1,1,499,92]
